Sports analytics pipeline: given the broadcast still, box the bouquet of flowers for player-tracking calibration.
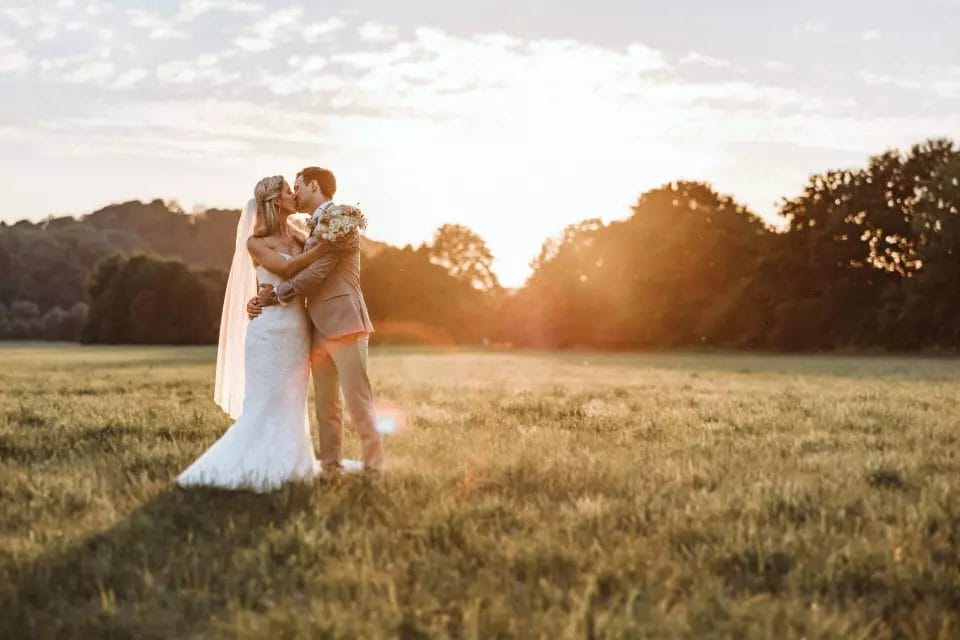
[307,204,368,245]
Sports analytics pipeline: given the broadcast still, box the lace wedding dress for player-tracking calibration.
[177,255,359,492]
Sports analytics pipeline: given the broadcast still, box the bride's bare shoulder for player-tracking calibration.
[247,235,280,259]
[248,234,283,249]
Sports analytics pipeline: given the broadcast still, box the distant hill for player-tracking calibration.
[0,199,390,313]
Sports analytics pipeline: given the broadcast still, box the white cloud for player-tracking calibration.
[36,11,60,40]
[234,35,270,51]
[152,26,185,39]
[128,9,185,40]
[272,55,337,94]
[287,54,326,72]
[63,60,114,83]
[0,37,29,74]
[680,51,730,68]
[157,61,199,84]
[626,43,668,71]
[41,124,253,161]
[794,22,825,35]
[304,16,347,43]
[39,57,66,72]
[862,69,960,99]
[156,61,238,86]
[176,0,261,22]
[763,60,788,72]
[269,71,342,95]
[358,22,398,43]
[85,1,106,17]
[3,7,33,28]
[331,41,416,70]
[110,67,148,89]
[860,29,882,41]
[234,5,302,51]
[196,52,223,67]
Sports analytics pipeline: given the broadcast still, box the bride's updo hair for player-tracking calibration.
[253,175,284,238]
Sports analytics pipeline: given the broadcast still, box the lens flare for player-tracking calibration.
[375,415,396,434]
[375,403,407,435]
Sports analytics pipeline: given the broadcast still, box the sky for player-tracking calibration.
[1,1,958,286]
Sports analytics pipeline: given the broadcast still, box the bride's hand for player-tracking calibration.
[246,296,262,320]
[255,283,277,307]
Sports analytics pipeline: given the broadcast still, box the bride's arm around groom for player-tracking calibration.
[260,229,359,306]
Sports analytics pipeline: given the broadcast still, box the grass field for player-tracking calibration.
[0,344,958,639]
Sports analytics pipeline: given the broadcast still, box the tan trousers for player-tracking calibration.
[310,332,384,471]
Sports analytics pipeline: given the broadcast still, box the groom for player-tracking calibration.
[246,166,384,474]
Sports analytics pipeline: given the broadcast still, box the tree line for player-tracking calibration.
[1,138,957,350]
[501,138,959,350]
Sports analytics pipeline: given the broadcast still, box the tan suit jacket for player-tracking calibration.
[276,211,374,339]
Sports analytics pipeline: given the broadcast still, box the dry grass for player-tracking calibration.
[1,344,959,638]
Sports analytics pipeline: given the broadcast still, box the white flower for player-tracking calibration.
[310,202,368,245]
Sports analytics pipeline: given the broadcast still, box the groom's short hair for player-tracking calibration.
[298,167,336,199]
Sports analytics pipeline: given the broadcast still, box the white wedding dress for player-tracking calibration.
[177,254,360,492]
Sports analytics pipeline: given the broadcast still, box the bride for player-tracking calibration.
[177,175,359,492]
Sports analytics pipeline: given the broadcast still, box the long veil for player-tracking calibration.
[214,199,258,418]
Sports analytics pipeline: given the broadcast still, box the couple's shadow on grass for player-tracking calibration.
[3,478,395,639]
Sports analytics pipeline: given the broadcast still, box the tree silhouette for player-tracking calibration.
[502,182,768,348]
[427,224,500,291]
[82,254,219,344]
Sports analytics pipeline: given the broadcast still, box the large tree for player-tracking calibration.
[427,224,500,291]
[82,254,220,344]
[503,182,769,348]
[363,236,501,345]
[769,138,959,349]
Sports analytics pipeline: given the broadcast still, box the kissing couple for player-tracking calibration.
[177,167,384,492]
